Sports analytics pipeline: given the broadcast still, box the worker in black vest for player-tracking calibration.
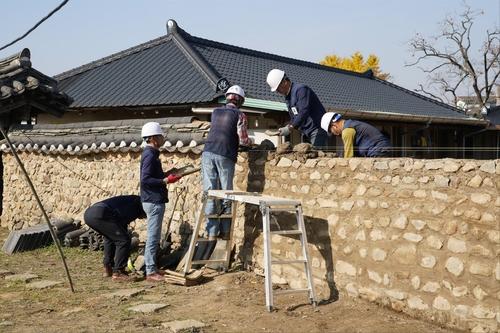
[321,112,391,157]
[202,85,251,244]
[84,195,146,282]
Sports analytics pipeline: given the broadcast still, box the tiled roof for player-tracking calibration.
[0,48,72,118]
[55,20,481,125]
[56,35,217,108]
[0,117,208,155]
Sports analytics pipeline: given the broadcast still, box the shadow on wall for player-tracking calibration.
[238,142,338,304]
[273,212,339,304]
[239,145,267,268]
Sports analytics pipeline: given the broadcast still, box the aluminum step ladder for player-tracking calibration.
[183,190,317,311]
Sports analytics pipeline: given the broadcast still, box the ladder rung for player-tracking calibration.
[274,288,310,295]
[272,259,306,265]
[270,230,302,235]
[192,259,226,264]
[269,208,297,213]
[194,238,213,242]
[205,214,233,219]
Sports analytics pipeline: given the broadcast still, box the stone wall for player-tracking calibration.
[1,150,499,332]
[0,152,203,248]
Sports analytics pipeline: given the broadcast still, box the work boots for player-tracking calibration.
[103,265,113,278]
[145,272,164,282]
[112,271,140,282]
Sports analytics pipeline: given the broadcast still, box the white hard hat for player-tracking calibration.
[225,85,245,98]
[320,112,342,132]
[141,122,164,138]
[266,69,285,92]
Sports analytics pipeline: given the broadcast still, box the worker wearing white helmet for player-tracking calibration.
[201,85,251,252]
[266,69,328,148]
[140,121,182,282]
[320,112,391,157]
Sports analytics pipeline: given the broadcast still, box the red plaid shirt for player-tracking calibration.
[237,112,251,146]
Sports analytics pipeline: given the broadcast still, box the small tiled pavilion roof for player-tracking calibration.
[0,48,72,121]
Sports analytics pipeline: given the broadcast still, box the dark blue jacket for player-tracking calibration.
[96,195,146,225]
[344,119,391,157]
[140,146,168,203]
[203,105,240,162]
[286,83,326,137]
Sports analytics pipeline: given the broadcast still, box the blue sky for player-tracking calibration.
[1,0,498,92]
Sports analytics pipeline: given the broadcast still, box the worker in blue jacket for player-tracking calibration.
[321,112,391,157]
[140,122,182,282]
[266,69,328,148]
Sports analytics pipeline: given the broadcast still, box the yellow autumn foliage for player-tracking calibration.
[320,51,391,81]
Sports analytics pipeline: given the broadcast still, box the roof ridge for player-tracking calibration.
[167,21,223,93]
[55,34,172,81]
[186,34,370,79]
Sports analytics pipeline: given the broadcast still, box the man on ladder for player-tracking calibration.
[197,85,252,261]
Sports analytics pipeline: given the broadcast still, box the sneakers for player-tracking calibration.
[103,265,113,278]
[145,273,164,282]
[112,272,140,282]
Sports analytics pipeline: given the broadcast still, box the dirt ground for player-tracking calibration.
[0,228,462,333]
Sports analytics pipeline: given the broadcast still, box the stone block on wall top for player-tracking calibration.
[479,160,496,174]
[433,175,450,187]
[467,175,483,187]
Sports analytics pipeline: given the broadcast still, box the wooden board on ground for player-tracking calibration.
[164,269,203,286]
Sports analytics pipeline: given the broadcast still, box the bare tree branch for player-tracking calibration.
[415,84,445,103]
[407,3,498,108]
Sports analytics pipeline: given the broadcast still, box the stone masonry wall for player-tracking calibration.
[1,151,499,332]
[0,152,202,247]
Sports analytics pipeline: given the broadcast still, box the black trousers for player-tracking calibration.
[84,204,131,273]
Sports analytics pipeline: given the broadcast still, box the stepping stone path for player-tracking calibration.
[4,273,38,283]
[26,280,64,290]
[61,307,84,317]
[127,303,169,313]
[162,319,206,333]
[105,288,145,299]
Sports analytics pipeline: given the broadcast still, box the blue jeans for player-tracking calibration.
[142,202,165,275]
[201,151,235,237]
[308,128,328,148]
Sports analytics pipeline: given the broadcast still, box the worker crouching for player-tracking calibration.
[84,195,145,282]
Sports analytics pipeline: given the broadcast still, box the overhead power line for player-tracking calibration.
[0,0,70,52]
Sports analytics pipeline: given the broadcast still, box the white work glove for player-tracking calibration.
[278,125,291,136]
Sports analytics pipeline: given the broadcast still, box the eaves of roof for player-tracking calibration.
[0,116,208,155]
